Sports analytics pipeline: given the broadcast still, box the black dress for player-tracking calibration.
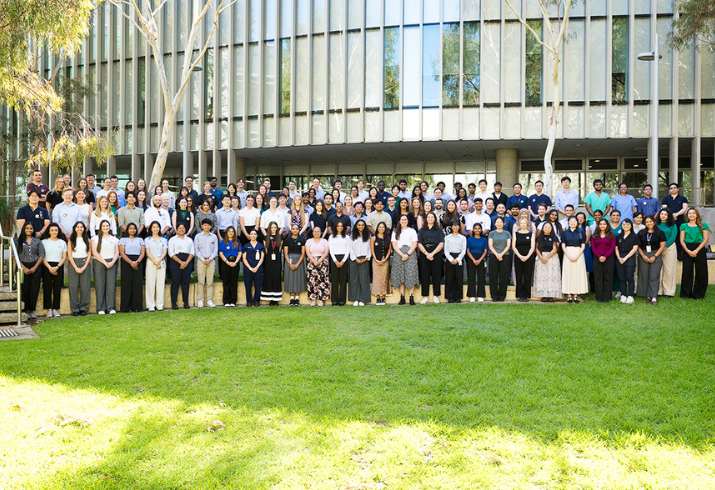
[260,236,283,302]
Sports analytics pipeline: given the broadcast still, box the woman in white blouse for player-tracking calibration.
[390,214,419,305]
[239,195,261,246]
[167,223,195,309]
[348,219,372,306]
[74,189,92,227]
[328,221,350,306]
[90,196,117,237]
[91,219,119,314]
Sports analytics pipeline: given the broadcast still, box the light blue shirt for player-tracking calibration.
[215,207,239,230]
[52,202,82,234]
[554,189,579,212]
[611,194,637,222]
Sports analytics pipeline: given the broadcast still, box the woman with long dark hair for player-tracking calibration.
[41,223,67,318]
[370,222,391,305]
[679,208,709,299]
[348,219,372,306]
[444,219,467,303]
[390,215,419,305]
[591,219,616,303]
[239,194,261,246]
[91,219,120,314]
[466,223,488,302]
[488,216,511,302]
[533,222,561,302]
[119,222,146,312]
[218,226,242,307]
[144,221,168,311]
[242,229,265,307]
[168,223,195,309]
[512,217,536,302]
[328,221,350,306]
[283,223,307,306]
[305,226,330,306]
[637,215,666,304]
[67,222,92,315]
[656,208,678,297]
[17,222,44,319]
[173,196,195,238]
[261,221,283,305]
[615,218,638,304]
[561,216,588,303]
[417,212,444,303]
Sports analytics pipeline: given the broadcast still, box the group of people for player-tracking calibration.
[15,170,710,317]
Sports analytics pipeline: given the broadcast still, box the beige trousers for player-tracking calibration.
[658,244,677,296]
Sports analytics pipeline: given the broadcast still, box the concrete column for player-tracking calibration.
[227,150,237,184]
[691,136,701,206]
[184,150,195,181]
[235,156,246,181]
[212,149,222,185]
[106,156,117,178]
[144,154,154,188]
[82,157,93,178]
[495,148,519,189]
[669,137,679,188]
[198,150,208,186]
[131,154,142,182]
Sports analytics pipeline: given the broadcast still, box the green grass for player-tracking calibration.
[1,291,715,489]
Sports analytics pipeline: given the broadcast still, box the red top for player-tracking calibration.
[591,235,616,258]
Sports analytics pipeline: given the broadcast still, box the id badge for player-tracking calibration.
[646,245,652,253]
[271,253,276,261]
[255,250,260,261]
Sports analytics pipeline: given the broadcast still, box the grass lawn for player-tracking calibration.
[1,290,714,489]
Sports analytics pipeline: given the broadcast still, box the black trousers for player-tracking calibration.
[220,258,240,304]
[330,255,348,304]
[42,261,63,310]
[466,258,486,298]
[419,250,443,297]
[616,259,636,297]
[21,261,41,312]
[120,254,144,312]
[514,256,535,299]
[681,243,708,299]
[169,253,192,306]
[593,254,614,302]
[488,254,510,300]
[444,255,463,301]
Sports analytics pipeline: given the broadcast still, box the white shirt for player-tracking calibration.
[391,227,418,249]
[91,235,118,261]
[358,190,369,202]
[70,238,88,259]
[168,235,195,257]
[42,238,67,262]
[349,235,372,260]
[239,207,261,227]
[328,235,350,261]
[474,191,492,204]
[89,211,117,237]
[260,208,286,229]
[144,236,168,265]
[77,203,91,226]
[465,211,492,234]
[144,206,171,231]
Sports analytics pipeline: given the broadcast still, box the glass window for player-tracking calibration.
[314,0,326,32]
[234,0,245,43]
[204,49,214,119]
[504,21,522,103]
[589,19,606,102]
[219,9,230,46]
[565,20,584,102]
[347,32,364,108]
[463,0,480,21]
[265,0,276,39]
[103,5,109,61]
[678,43,695,100]
[348,0,364,30]
[137,59,145,123]
[264,41,276,115]
[233,47,244,116]
[280,39,291,115]
[403,27,420,107]
[423,24,440,107]
[365,29,381,108]
[330,0,344,31]
[525,20,542,105]
[404,0,420,25]
[329,33,344,110]
[313,35,327,111]
[481,21,499,103]
[296,37,309,111]
[463,22,479,106]
[248,44,259,116]
[385,0,400,26]
[250,0,261,42]
[281,0,293,38]
[366,0,380,28]
[384,27,400,109]
[219,48,229,118]
[424,0,440,24]
[611,17,628,104]
[296,0,309,35]
[125,61,133,123]
[444,0,460,22]
[442,23,460,107]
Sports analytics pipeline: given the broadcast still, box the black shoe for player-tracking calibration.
[409,296,415,306]
[184,304,190,309]
[80,310,87,316]
[399,295,406,305]
[254,301,260,307]
[72,312,80,317]
[172,304,179,310]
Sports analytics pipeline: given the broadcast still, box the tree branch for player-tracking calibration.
[503,0,555,55]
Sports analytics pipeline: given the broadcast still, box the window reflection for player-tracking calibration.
[280,39,291,115]
[612,17,628,104]
[525,20,542,106]
[423,25,441,108]
[463,22,480,106]
[442,23,460,107]
[403,27,420,107]
[384,27,400,109]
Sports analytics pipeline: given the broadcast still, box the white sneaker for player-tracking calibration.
[310,301,316,306]
[359,302,365,306]
[354,301,360,306]
[46,311,54,318]
[156,307,163,311]
[53,310,60,317]
[109,309,116,315]
[197,301,204,308]
[433,297,440,304]
[615,291,622,299]
[478,297,484,303]
[98,311,105,315]
[420,297,429,304]
[469,297,475,303]
[626,296,634,304]
[620,295,627,303]
[28,312,37,319]
[207,300,216,308]
[148,307,156,312]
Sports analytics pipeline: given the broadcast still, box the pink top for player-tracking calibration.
[591,235,616,258]
[306,238,329,259]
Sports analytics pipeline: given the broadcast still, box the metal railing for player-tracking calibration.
[0,221,23,327]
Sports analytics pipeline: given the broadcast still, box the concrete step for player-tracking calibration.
[0,286,18,301]
[0,311,26,325]
[0,301,19,312]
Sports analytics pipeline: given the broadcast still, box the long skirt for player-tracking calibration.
[533,255,562,298]
[390,245,419,290]
[306,259,330,301]
[562,246,588,294]
[658,244,677,296]
[261,253,283,301]
[371,258,391,296]
[283,254,307,293]
[348,259,372,303]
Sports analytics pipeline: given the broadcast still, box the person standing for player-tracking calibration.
[168,223,195,309]
[91,220,120,314]
[533,222,561,302]
[370,222,391,305]
[67,222,92,316]
[584,179,612,225]
[328,221,350,306]
[466,223,488,303]
[16,189,50,238]
[118,223,146,312]
[528,180,552,219]
[554,176,579,217]
[239,195,261,245]
[662,183,689,260]
[506,183,528,210]
[216,195,239,242]
[390,215,419,305]
[636,184,660,218]
[218,226,242,307]
[17,223,44,320]
[417,212,445,304]
[512,217,536,302]
[637,216,666,304]
[118,191,145,237]
[656,209,678,297]
[348,219,372,306]
[194,218,219,308]
[173,197,195,238]
[26,169,50,209]
[611,183,637,223]
[144,221,168,311]
[242,229,265,307]
[305,227,330,306]
[41,223,67,318]
[91,196,117,237]
[488,216,511,302]
[614,219,639,304]
[561,216,588,303]
[679,208,709,299]
[52,188,82,240]
[443,221,467,303]
[261,221,284,305]
[283,224,307,306]
[591,219,616,303]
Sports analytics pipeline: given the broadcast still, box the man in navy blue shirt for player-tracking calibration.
[636,184,659,217]
[506,183,528,210]
[375,181,390,205]
[528,180,553,218]
[16,190,50,238]
[661,182,689,260]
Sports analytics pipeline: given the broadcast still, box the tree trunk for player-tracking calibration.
[148,109,176,191]
[543,53,561,197]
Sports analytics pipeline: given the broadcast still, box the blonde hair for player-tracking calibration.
[94,196,115,218]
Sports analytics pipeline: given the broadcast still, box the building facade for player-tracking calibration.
[4,0,715,204]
